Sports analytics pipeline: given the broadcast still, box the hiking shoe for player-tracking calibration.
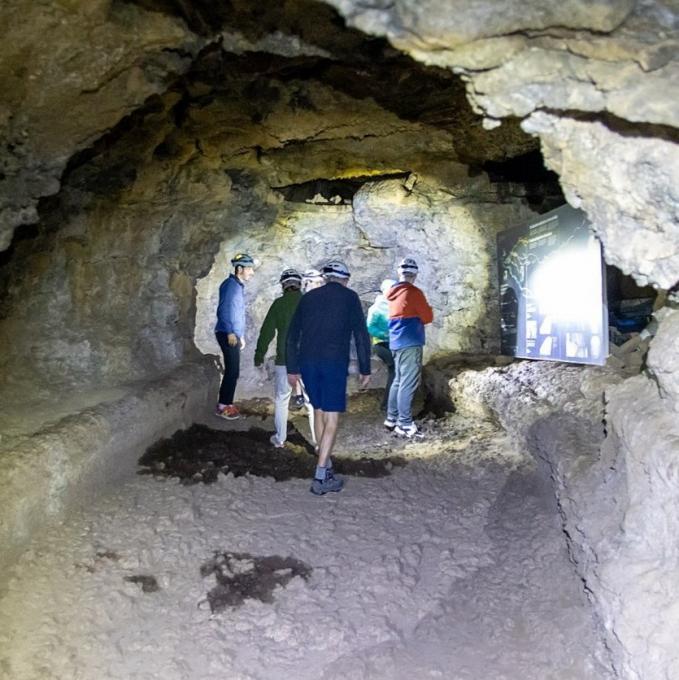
[269,434,284,448]
[290,394,305,411]
[383,418,396,432]
[310,475,344,495]
[394,423,423,439]
[215,404,240,420]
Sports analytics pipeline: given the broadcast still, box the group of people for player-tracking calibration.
[214,253,433,495]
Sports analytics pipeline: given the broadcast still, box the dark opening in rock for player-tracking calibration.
[273,173,410,204]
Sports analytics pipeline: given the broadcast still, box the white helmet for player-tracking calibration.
[397,257,419,275]
[279,268,302,289]
[322,260,350,279]
[302,268,324,283]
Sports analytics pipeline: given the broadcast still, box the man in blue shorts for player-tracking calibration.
[286,260,371,495]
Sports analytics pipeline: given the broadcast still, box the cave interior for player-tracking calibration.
[0,1,678,679]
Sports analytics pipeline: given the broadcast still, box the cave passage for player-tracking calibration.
[1,1,677,679]
[0,400,614,679]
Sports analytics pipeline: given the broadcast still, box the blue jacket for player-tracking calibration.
[215,274,245,337]
[286,282,372,375]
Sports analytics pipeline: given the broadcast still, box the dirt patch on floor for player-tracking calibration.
[124,575,160,593]
[138,424,407,484]
[200,551,312,612]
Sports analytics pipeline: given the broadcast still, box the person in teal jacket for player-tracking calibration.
[366,278,396,410]
[254,268,315,448]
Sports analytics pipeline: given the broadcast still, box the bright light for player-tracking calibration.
[530,236,603,331]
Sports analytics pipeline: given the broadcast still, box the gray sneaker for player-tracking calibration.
[310,475,344,495]
[383,418,396,432]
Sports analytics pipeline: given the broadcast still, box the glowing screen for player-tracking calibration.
[497,204,608,365]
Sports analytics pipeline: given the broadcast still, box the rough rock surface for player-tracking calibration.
[0,359,219,574]
[448,311,679,680]
[0,0,205,249]
[324,0,679,289]
[0,73,535,395]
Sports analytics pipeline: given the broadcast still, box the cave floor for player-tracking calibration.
[0,402,614,680]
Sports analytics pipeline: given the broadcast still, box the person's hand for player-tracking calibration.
[288,373,300,389]
[240,337,246,349]
[359,374,371,388]
[227,333,238,347]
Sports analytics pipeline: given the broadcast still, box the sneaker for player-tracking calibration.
[310,475,344,495]
[383,418,396,432]
[394,423,423,439]
[269,434,284,448]
[215,404,240,420]
[290,395,305,411]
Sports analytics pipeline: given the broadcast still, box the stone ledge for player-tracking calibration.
[449,356,679,680]
[0,360,219,575]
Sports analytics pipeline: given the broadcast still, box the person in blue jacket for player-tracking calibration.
[214,253,256,419]
[367,278,397,411]
[286,260,371,495]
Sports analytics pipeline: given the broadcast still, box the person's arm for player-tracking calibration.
[351,293,372,377]
[286,301,304,376]
[254,301,277,366]
[416,289,434,325]
[216,282,235,335]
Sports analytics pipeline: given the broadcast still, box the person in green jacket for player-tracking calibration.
[254,268,316,448]
[367,278,397,410]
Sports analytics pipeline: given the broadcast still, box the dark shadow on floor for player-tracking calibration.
[138,423,407,484]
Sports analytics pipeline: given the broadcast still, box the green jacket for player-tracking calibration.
[254,289,303,366]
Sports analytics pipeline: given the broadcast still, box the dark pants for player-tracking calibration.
[373,341,395,411]
[216,332,240,405]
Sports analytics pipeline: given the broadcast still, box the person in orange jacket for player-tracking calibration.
[384,257,433,438]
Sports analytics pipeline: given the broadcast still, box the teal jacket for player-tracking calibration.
[366,294,389,343]
[254,289,303,366]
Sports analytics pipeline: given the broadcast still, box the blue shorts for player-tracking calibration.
[300,360,349,413]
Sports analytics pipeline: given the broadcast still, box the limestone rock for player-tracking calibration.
[194,176,534,398]
[647,307,679,409]
[0,0,205,250]
[523,112,679,289]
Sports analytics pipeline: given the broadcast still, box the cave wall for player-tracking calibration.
[0,0,206,249]
[448,309,679,680]
[194,176,533,398]
[324,0,679,289]
[1,72,534,396]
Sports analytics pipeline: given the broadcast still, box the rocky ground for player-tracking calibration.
[0,393,614,680]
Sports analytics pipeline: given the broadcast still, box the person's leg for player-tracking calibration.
[314,408,325,445]
[317,411,340,468]
[396,346,422,428]
[301,364,321,447]
[273,365,292,445]
[374,342,395,411]
[386,349,401,423]
[298,379,317,445]
[216,333,240,406]
[310,361,347,494]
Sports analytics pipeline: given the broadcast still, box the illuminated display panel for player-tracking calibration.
[497,204,608,365]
